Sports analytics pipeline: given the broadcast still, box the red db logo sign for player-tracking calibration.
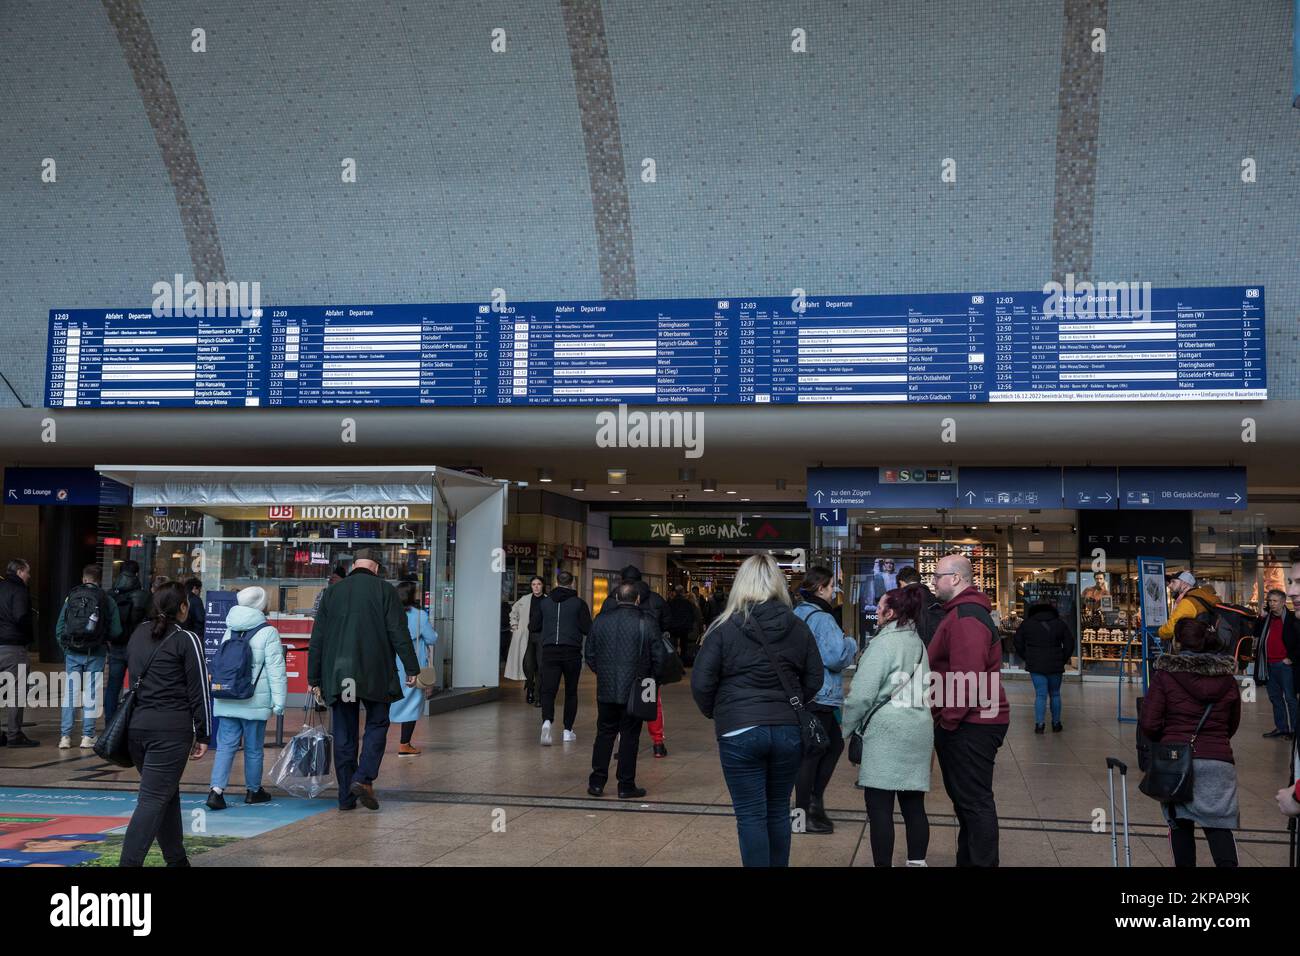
[268,506,294,520]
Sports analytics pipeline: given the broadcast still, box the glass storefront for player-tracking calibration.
[812,507,1290,679]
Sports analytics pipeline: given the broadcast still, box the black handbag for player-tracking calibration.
[747,619,828,756]
[1138,703,1212,803]
[93,630,176,768]
[289,704,332,776]
[848,647,925,766]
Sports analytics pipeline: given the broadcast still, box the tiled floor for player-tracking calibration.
[2,674,1294,866]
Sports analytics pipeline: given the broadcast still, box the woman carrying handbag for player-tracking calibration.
[1138,617,1241,867]
[117,582,211,867]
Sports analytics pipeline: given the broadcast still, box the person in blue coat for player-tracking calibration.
[791,567,857,834]
[391,581,437,755]
[206,586,287,810]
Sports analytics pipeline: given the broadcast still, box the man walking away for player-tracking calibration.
[184,577,206,637]
[530,569,591,745]
[585,582,671,798]
[0,559,39,747]
[107,560,151,726]
[928,554,1010,867]
[667,586,696,661]
[56,565,122,748]
[897,565,945,647]
[308,549,418,811]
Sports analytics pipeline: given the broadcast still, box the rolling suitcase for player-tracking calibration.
[1106,757,1131,867]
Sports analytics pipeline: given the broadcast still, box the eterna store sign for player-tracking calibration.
[1077,509,1192,559]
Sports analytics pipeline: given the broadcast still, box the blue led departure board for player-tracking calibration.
[45,286,1265,408]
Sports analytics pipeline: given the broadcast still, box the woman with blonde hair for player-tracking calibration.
[691,554,823,867]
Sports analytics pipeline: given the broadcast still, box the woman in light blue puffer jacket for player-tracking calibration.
[791,567,858,835]
[206,587,287,810]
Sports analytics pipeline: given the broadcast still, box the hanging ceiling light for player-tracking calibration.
[702,479,718,492]
[537,468,554,483]
[606,468,627,485]
[570,478,586,492]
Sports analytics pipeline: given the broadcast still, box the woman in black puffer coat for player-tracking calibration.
[1013,603,1075,734]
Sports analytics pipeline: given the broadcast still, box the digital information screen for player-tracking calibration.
[45,285,1265,408]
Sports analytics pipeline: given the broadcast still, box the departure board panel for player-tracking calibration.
[45,286,1265,408]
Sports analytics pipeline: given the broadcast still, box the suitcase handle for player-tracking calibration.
[1106,757,1128,775]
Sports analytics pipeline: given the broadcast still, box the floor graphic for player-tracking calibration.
[0,787,331,866]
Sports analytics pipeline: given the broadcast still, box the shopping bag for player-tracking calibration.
[270,706,333,799]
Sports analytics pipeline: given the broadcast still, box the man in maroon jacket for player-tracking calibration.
[929,554,1010,867]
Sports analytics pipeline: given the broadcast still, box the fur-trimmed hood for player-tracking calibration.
[1154,651,1236,677]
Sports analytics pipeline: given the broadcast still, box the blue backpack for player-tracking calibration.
[210,623,268,700]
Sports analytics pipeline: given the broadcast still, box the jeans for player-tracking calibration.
[209,717,268,792]
[1030,672,1063,726]
[60,651,105,737]
[717,724,803,867]
[1266,662,1296,733]
[331,698,390,808]
[933,722,1007,867]
[104,645,128,726]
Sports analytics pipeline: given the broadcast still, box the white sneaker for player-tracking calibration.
[540,721,553,746]
[80,735,96,749]
[905,859,929,867]
[562,729,577,743]
[58,736,72,749]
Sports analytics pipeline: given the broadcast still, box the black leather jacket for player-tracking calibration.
[0,574,33,647]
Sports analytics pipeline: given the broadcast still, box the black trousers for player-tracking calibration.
[120,728,193,867]
[523,640,539,689]
[1169,819,1239,867]
[863,787,929,866]
[400,721,416,744]
[539,646,582,729]
[590,701,643,790]
[794,706,843,809]
[933,722,1007,867]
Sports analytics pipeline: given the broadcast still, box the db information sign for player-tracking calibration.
[268,506,294,519]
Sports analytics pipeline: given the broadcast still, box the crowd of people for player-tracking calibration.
[2,547,1300,869]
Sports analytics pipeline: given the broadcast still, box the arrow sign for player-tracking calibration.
[1117,466,1247,511]
[965,491,976,504]
[814,490,825,503]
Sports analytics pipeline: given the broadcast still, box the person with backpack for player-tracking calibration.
[1157,572,1219,643]
[690,554,823,868]
[896,565,945,646]
[106,560,151,727]
[1254,588,1299,739]
[530,569,592,746]
[1013,602,1076,734]
[791,566,857,835]
[0,558,39,748]
[55,564,122,749]
[205,586,286,810]
[1139,617,1241,867]
[120,582,210,867]
[928,553,1010,867]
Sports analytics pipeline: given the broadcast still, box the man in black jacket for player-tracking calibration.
[897,566,945,647]
[600,565,667,635]
[0,559,38,747]
[584,582,671,798]
[106,560,151,726]
[666,586,697,659]
[530,569,591,746]
[1013,602,1076,734]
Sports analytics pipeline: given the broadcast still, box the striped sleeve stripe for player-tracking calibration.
[180,626,211,737]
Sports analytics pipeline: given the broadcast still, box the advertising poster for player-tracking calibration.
[1138,557,1169,629]
[855,555,916,636]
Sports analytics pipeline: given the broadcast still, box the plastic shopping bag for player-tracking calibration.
[271,707,333,799]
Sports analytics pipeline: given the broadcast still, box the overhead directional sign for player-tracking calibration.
[806,468,959,509]
[1063,467,1119,509]
[3,468,130,506]
[813,507,849,528]
[957,468,1063,509]
[1117,466,1247,511]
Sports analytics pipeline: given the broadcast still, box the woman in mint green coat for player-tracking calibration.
[842,585,933,867]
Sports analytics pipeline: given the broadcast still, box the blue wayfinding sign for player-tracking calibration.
[1117,466,1247,511]
[813,507,848,528]
[957,468,1063,509]
[1063,467,1119,509]
[2,467,129,506]
[807,468,959,509]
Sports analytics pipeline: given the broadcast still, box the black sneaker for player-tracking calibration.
[205,789,227,811]
[1052,722,1063,733]
[338,800,357,812]
[1264,729,1285,738]
[7,732,38,747]
[244,787,273,805]
[653,743,668,758]
[587,785,604,797]
[1034,724,1045,735]
[617,786,647,800]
